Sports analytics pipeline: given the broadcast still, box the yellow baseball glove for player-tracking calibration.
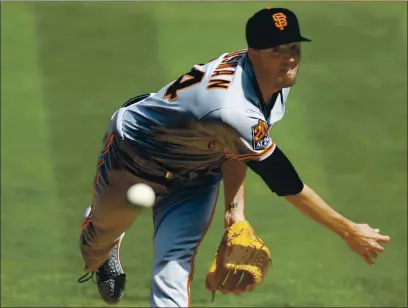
[205,221,271,297]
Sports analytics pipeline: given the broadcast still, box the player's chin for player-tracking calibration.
[276,75,297,88]
[284,78,297,87]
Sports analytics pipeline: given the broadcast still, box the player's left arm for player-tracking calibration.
[210,106,366,238]
[247,151,390,265]
[221,158,247,228]
[206,106,390,266]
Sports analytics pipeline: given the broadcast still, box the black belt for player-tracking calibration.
[112,138,221,186]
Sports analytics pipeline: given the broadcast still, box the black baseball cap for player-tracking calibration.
[246,7,311,49]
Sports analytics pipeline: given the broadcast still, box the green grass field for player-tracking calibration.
[1,1,407,307]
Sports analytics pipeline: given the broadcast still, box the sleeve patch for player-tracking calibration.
[251,120,272,151]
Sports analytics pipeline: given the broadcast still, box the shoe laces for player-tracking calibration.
[78,271,97,284]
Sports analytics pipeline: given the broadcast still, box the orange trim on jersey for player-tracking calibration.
[226,141,275,161]
[94,134,116,188]
[225,49,247,57]
[81,216,92,231]
[81,134,115,232]
[187,184,220,308]
[102,133,114,153]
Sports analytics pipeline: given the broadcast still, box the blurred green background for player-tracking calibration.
[1,1,407,307]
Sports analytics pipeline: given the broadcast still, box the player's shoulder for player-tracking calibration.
[197,49,259,116]
[200,101,265,135]
[198,48,248,71]
[140,49,258,121]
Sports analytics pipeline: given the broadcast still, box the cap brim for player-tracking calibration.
[299,36,311,42]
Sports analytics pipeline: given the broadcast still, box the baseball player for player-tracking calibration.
[77,7,391,307]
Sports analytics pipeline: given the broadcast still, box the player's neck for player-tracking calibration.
[257,78,280,104]
[252,72,280,104]
[246,56,280,104]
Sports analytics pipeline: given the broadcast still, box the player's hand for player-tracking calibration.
[224,209,245,229]
[343,223,391,266]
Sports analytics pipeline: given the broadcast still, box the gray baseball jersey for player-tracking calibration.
[119,49,291,181]
[81,49,293,307]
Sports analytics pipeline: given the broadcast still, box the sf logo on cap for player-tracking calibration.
[272,13,287,30]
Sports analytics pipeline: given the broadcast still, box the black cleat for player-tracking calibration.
[78,241,126,305]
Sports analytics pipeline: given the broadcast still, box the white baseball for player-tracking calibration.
[126,183,155,208]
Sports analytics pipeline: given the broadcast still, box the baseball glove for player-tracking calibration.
[205,220,271,298]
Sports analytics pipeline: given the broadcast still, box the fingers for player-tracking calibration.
[362,241,381,266]
[350,225,391,266]
[363,239,386,265]
[370,233,391,243]
[359,226,391,243]
[362,253,374,266]
[366,249,378,260]
[363,247,380,266]
[364,238,384,252]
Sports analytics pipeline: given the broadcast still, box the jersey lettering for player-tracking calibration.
[164,67,205,102]
[210,69,235,78]
[207,50,246,90]
[207,79,231,89]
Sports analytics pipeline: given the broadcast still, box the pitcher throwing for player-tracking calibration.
[78,7,391,307]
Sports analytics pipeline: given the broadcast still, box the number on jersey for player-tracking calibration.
[164,67,205,102]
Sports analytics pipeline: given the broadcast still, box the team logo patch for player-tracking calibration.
[272,13,288,31]
[251,120,271,151]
